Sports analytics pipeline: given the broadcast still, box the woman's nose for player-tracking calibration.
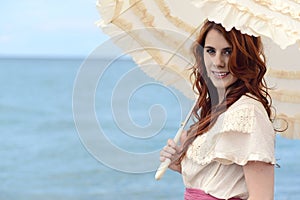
[213,53,225,67]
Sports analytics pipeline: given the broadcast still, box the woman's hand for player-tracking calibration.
[159,130,187,173]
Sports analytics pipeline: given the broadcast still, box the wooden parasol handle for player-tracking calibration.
[155,99,197,180]
[155,125,184,180]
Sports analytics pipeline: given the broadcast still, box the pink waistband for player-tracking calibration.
[184,188,241,200]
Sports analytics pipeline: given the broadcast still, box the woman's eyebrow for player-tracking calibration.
[204,46,232,50]
[204,46,215,49]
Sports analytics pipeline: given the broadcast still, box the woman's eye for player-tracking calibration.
[223,49,232,55]
[206,49,215,54]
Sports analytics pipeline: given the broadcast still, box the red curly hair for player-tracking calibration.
[177,20,272,162]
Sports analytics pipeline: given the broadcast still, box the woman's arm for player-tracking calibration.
[243,161,274,200]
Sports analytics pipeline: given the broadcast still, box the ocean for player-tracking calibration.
[0,58,299,200]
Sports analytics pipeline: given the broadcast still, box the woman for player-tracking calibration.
[159,20,276,200]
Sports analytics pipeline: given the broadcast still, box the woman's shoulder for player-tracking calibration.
[221,93,272,134]
[185,94,275,166]
[227,93,267,116]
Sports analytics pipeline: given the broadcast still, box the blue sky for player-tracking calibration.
[0,0,109,58]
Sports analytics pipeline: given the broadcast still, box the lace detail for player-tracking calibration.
[186,134,212,165]
[221,106,255,134]
[186,104,258,165]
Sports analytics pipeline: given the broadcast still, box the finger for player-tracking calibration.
[159,156,172,162]
[160,156,166,162]
[167,139,182,153]
[175,145,182,153]
[163,145,176,155]
[160,149,168,157]
[160,149,173,158]
[160,157,171,163]
[159,155,170,163]
[167,139,176,148]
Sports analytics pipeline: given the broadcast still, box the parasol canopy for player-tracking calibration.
[96,0,300,180]
[96,0,300,140]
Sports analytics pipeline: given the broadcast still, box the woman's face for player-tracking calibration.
[203,29,238,92]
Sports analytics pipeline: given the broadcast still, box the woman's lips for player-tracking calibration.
[212,71,230,79]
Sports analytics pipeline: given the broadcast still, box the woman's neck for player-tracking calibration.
[217,88,225,104]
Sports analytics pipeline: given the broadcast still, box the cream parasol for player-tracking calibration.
[96,0,300,179]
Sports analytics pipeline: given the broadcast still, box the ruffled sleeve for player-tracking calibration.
[186,96,276,166]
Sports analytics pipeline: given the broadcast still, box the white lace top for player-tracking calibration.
[181,95,276,200]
